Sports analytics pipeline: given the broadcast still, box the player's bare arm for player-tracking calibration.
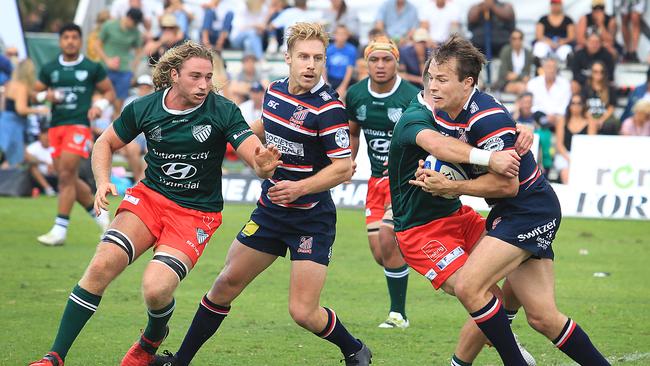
[91,125,127,214]
[348,120,361,173]
[267,157,353,204]
[88,77,116,121]
[234,135,282,179]
[250,118,265,142]
[410,168,518,198]
[514,123,534,156]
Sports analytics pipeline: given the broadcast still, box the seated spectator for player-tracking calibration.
[620,99,650,136]
[230,53,269,104]
[571,31,614,93]
[533,0,575,62]
[576,0,617,58]
[201,0,235,51]
[324,0,360,47]
[399,28,431,88]
[239,81,265,124]
[467,0,515,60]
[325,25,357,97]
[493,29,534,94]
[263,0,289,52]
[419,0,461,49]
[162,0,194,39]
[617,0,644,62]
[144,14,184,65]
[621,66,650,121]
[374,0,419,44]
[25,127,57,196]
[527,57,571,128]
[269,0,320,46]
[554,93,597,183]
[229,0,267,61]
[582,61,618,135]
[511,92,553,173]
[0,59,49,169]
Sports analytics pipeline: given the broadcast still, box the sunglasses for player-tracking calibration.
[592,5,605,10]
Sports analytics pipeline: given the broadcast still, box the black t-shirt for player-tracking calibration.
[582,84,617,118]
[538,15,574,39]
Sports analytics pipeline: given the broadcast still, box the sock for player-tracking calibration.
[451,354,472,366]
[52,215,69,237]
[86,204,96,218]
[143,298,175,342]
[384,264,409,318]
[315,307,362,357]
[176,295,230,366]
[470,296,527,365]
[50,284,102,360]
[553,318,610,365]
[505,308,518,324]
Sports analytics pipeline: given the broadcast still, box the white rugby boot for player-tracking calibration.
[378,311,410,329]
[37,229,66,246]
[514,333,537,366]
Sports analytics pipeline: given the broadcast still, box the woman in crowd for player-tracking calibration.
[620,99,650,136]
[582,61,618,134]
[533,0,575,62]
[324,0,360,46]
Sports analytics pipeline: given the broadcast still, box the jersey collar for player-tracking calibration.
[310,76,326,94]
[58,54,84,66]
[368,76,402,99]
[462,87,478,111]
[161,87,206,115]
[416,91,434,114]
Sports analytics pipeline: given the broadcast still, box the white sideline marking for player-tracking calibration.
[559,352,650,365]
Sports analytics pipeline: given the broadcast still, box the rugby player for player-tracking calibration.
[28,41,281,366]
[35,23,115,246]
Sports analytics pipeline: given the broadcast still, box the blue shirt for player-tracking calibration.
[326,43,357,80]
[202,6,234,35]
[375,0,418,39]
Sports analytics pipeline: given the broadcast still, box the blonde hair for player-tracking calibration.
[632,99,650,116]
[152,40,218,92]
[12,59,36,89]
[285,22,329,53]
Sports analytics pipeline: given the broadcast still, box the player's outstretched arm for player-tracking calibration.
[411,167,518,199]
[92,125,127,215]
[235,135,282,179]
[250,119,266,142]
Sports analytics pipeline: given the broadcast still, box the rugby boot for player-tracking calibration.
[342,340,372,365]
[28,352,63,366]
[514,333,537,366]
[95,209,110,233]
[378,311,410,329]
[121,327,169,366]
[37,230,65,246]
[149,350,179,366]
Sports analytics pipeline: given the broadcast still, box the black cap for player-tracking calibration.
[126,8,144,24]
[250,82,264,92]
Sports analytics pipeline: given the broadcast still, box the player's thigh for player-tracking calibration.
[106,209,157,261]
[506,258,559,315]
[56,151,82,176]
[210,239,278,296]
[289,260,328,309]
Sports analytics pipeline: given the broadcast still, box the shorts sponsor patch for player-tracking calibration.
[124,193,140,205]
[436,247,464,271]
[297,236,313,254]
[424,269,438,281]
[365,208,371,217]
[421,240,448,264]
[241,220,259,237]
[196,228,209,245]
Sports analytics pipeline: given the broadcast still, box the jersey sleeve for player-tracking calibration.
[318,103,351,159]
[112,101,140,144]
[94,62,108,83]
[38,64,50,85]
[344,93,359,123]
[223,103,254,149]
[399,119,434,146]
[466,108,517,151]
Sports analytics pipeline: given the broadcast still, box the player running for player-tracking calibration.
[28,41,281,366]
[345,36,419,329]
[410,35,609,366]
[150,22,372,366]
[35,23,115,246]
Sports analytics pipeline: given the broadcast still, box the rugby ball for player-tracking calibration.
[423,155,469,199]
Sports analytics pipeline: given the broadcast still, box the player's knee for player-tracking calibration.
[525,310,557,335]
[288,303,314,328]
[213,269,245,296]
[142,275,176,308]
[84,252,123,289]
[57,168,77,185]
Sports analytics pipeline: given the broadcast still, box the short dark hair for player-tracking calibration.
[517,91,533,100]
[430,34,486,87]
[59,23,82,38]
[646,66,650,82]
[126,8,144,24]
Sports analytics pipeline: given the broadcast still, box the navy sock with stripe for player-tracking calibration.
[505,308,518,324]
[175,295,230,366]
[315,307,362,357]
[553,318,610,365]
[470,296,527,365]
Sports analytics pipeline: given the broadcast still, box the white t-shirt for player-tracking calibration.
[419,1,461,43]
[271,7,322,29]
[527,75,572,116]
[26,141,54,175]
[239,99,262,125]
[230,4,267,40]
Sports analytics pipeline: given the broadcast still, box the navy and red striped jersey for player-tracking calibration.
[433,88,544,206]
[260,77,351,209]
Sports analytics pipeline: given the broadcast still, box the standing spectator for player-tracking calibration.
[162,0,194,39]
[419,0,461,49]
[201,0,235,51]
[326,24,357,97]
[553,94,597,183]
[324,0,360,46]
[527,57,572,128]
[229,0,267,62]
[263,0,289,52]
[110,0,163,37]
[374,0,419,43]
[621,66,650,121]
[511,92,554,173]
[533,0,575,62]
[25,127,57,197]
[617,0,645,62]
[575,0,618,58]
[96,8,144,114]
[238,81,265,125]
[144,14,185,65]
[582,61,618,135]
[269,0,321,47]
[86,10,112,63]
[467,0,515,63]
[571,31,615,92]
[493,29,534,94]
[0,59,49,169]
[620,99,650,136]
[399,28,431,89]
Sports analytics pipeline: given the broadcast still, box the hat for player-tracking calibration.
[592,0,605,7]
[250,81,264,92]
[160,13,178,28]
[364,36,400,61]
[412,28,431,43]
[550,0,562,4]
[136,74,153,86]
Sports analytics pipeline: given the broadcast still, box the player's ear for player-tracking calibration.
[170,68,179,83]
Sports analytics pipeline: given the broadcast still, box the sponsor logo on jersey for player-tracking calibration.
[492,216,502,230]
[267,100,279,109]
[161,162,197,180]
[51,70,60,83]
[483,137,504,151]
[124,193,140,205]
[172,118,189,123]
[436,247,464,270]
[75,70,88,82]
[356,105,367,121]
[241,220,259,236]
[148,126,162,142]
[265,131,304,156]
[421,240,448,263]
[289,105,309,127]
[368,138,390,154]
[202,216,215,229]
[387,107,403,123]
[470,101,479,114]
[192,125,212,143]
[319,91,332,101]
[458,128,468,143]
[297,236,313,254]
[335,128,350,148]
[233,129,252,141]
[517,219,557,246]
[424,269,438,281]
[196,228,209,245]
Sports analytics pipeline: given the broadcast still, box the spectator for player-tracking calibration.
[571,31,615,92]
[229,0,267,61]
[533,0,575,62]
[263,0,289,52]
[617,0,644,62]
[0,53,13,86]
[86,10,112,62]
[201,0,235,51]
[418,0,461,49]
[25,127,57,197]
[239,81,265,124]
[0,59,49,169]
[110,0,163,35]
[620,99,650,136]
[23,4,48,32]
[582,61,618,135]
[575,0,617,58]
[162,0,194,38]
[398,28,431,89]
[553,93,597,183]
[493,29,534,94]
[527,57,571,128]
[324,0,360,47]
[230,53,269,104]
[144,13,184,65]
[467,0,515,61]
[374,0,419,43]
[326,24,357,97]
[512,92,554,173]
[269,0,320,46]
[621,66,650,121]
[96,8,144,114]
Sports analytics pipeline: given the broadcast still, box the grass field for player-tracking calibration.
[1,196,649,365]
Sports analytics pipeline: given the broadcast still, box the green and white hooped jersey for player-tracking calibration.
[113,89,254,212]
[345,76,420,177]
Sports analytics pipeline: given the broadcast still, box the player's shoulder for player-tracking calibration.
[347,77,369,95]
[41,58,60,72]
[465,90,512,129]
[398,78,421,96]
[401,93,434,123]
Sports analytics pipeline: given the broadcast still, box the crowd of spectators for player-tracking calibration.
[1,0,650,195]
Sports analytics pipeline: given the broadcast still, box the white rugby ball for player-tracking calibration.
[423,155,469,199]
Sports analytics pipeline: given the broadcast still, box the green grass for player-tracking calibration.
[1,197,649,365]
